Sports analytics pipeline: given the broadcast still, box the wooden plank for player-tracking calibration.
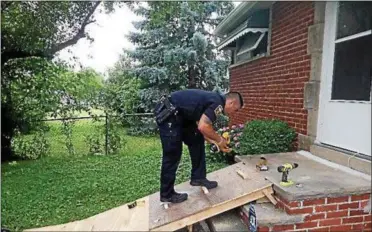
[25,161,273,232]
[256,196,271,203]
[151,187,271,231]
[25,197,150,231]
[263,188,278,205]
[149,162,272,231]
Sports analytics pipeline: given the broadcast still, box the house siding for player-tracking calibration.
[229,1,315,144]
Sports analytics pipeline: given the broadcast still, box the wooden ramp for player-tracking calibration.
[25,162,273,232]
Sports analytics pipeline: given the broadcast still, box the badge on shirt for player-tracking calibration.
[214,105,223,116]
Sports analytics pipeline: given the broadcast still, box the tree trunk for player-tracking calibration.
[188,66,196,88]
[1,102,16,162]
[1,71,16,162]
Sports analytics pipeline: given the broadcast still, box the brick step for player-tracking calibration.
[240,202,305,231]
[239,195,372,232]
[206,209,249,232]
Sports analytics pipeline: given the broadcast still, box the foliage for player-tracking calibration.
[207,124,244,163]
[106,116,125,154]
[104,54,142,118]
[1,1,118,62]
[126,2,234,113]
[126,116,158,136]
[103,54,158,136]
[85,133,103,155]
[2,130,227,231]
[1,1,117,161]
[239,119,297,155]
[61,119,76,156]
[83,116,124,156]
[11,130,50,160]
[4,60,104,159]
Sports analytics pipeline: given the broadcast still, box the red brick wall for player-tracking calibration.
[229,1,314,137]
[240,193,372,232]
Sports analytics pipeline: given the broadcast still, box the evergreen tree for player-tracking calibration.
[126,2,234,112]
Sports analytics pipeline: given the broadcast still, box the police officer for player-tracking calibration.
[154,89,244,204]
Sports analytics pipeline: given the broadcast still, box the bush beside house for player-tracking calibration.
[207,119,297,163]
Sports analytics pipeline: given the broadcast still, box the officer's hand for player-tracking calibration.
[217,138,232,153]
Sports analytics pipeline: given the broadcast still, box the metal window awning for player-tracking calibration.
[236,31,267,55]
[216,8,270,51]
[217,28,268,50]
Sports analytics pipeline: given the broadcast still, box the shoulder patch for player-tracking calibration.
[214,105,223,116]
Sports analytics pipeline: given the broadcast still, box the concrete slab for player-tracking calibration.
[235,152,371,201]
[241,203,304,227]
[207,210,249,232]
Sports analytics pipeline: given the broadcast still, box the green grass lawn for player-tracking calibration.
[1,121,227,231]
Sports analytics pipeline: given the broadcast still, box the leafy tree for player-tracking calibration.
[1,1,117,161]
[104,54,141,116]
[103,54,155,135]
[126,2,234,112]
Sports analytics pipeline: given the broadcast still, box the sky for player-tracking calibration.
[57,2,241,75]
[57,4,140,74]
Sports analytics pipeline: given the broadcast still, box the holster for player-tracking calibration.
[154,95,178,124]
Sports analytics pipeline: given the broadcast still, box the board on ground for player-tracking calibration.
[25,162,273,231]
[24,196,150,231]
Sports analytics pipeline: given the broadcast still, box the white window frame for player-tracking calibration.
[327,2,372,104]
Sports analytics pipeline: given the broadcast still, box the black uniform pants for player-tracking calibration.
[157,115,206,198]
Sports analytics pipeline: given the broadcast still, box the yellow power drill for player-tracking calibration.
[210,132,231,153]
[277,163,299,187]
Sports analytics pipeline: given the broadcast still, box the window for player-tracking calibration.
[217,9,271,65]
[331,2,372,101]
[236,30,268,63]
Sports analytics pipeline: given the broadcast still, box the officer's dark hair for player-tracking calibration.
[226,91,244,108]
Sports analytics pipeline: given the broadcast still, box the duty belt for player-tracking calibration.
[154,95,178,124]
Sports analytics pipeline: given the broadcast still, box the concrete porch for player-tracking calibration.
[208,151,371,232]
[235,151,371,201]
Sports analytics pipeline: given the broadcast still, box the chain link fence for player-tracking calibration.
[12,113,155,159]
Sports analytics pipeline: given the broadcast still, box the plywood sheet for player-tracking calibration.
[25,196,150,231]
[149,162,272,231]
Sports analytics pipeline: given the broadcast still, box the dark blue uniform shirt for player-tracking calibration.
[170,89,226,123]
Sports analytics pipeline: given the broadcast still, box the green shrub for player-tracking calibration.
[84,133,104,155]
[239,119,296,155]
[126,116,158,136]
[84,117,125,155]
[12,131,50,160]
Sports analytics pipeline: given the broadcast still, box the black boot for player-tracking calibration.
[160,192,188,203]
[190,178,218,189]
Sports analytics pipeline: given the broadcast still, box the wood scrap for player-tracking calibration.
[201,186,209,194]
[263,189,277,205]
[236,169,247,179]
